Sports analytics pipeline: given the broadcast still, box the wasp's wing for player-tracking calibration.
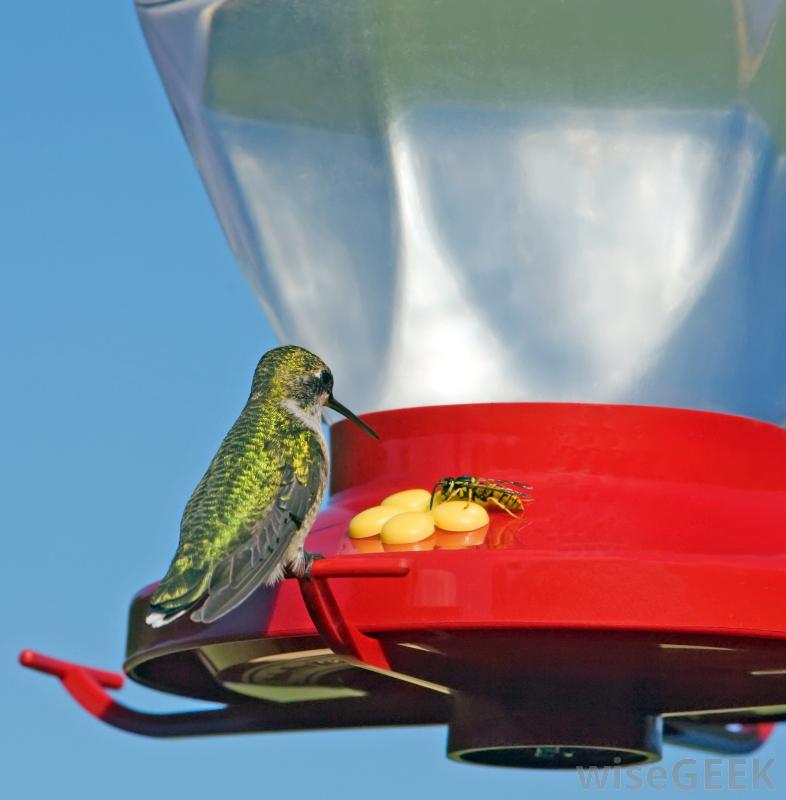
[475,478,535,501]
[478,477,534,491]
[190,463,321,624]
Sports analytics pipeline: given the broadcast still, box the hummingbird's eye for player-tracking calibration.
[318,369,333,393]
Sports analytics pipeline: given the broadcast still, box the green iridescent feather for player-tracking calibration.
[147,346,329,625]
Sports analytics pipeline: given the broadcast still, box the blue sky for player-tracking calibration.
[2,3,783,798]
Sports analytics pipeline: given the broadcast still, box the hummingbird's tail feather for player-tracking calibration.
[146,566,212,627]
[145,607,189,628]
[191,472,314,624]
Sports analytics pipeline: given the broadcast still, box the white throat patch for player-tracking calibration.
[281,398,327,452]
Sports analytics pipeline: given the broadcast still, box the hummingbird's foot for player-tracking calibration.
[285,551,324,580]
[302,551,324,580]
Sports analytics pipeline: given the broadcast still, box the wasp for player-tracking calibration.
[430,475,533,517]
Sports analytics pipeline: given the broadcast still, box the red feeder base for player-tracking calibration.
[21,403,786,768]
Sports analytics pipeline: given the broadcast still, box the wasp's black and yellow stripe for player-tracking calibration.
[430,475,533,516]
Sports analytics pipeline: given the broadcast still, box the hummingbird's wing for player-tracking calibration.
[147,425,325,628]
[190,461,322,624]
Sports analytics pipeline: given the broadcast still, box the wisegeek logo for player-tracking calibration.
[576,757,775,791]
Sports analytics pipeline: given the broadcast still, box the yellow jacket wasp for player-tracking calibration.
[430,476,533,517]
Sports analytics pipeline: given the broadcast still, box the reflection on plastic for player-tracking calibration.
[349,525,491,553]
[137,0,786,423]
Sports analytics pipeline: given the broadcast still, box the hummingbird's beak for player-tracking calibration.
[326,395,379,440]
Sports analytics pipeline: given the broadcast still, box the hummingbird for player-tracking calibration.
[146,345,378,627]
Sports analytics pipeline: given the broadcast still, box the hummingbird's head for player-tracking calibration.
[252,346,379,439]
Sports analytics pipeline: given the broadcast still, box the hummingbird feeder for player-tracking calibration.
[21,0,786,769]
